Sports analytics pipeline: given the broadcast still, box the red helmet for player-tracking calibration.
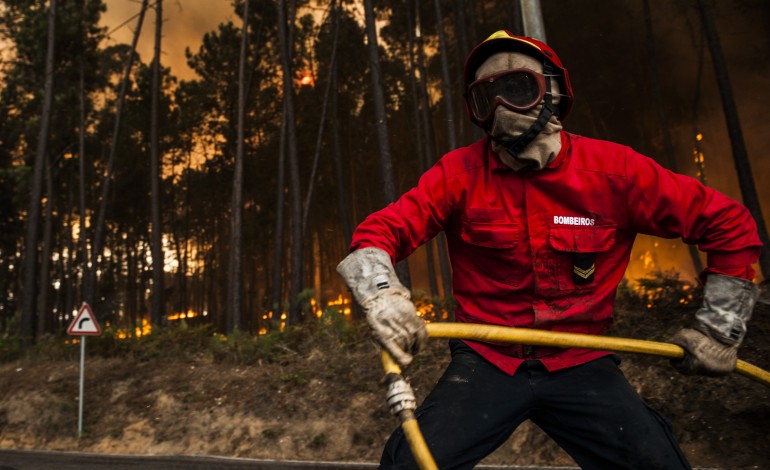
[463,30,574,121]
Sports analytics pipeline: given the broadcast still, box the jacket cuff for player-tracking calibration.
[703,247,761,281]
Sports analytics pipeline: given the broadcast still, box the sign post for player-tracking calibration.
[67,302,101,437]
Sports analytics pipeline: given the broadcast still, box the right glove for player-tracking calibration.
[336,247,428,368]
[670,273,759,376]
[669,328,738,376]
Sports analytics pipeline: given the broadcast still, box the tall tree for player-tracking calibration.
[35,148,55,336]
[277,0,304,324]
[77,9,90,307]
[330,50,352,248]
[363,0,411,287]
[271,105,288,327]
[415,1,452,298]
[227,0,251,333]
[406,0,438,297]
[21,0,56,339]
[86,0,148,306]
[433,0,456,153]
[301,0,339,237]
[150,0,165,325]
[697,0,770,278]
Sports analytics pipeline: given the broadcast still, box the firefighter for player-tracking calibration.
[337,30,761,469]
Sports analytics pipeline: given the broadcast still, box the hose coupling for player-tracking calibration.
[385,373,417,416]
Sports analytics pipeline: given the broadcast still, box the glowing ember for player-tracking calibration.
[167,309,199,321]
[300,74,314,86]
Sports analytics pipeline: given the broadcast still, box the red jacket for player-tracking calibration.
[350,132,761,374]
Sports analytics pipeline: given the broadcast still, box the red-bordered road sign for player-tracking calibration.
[67,302,102,336]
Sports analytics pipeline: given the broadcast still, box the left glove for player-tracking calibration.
[670,273,759,376]
[336,247,428,368]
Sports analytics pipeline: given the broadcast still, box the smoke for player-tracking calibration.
[100,0,235,81]
[99,0,769,285]
[541,0,770,282]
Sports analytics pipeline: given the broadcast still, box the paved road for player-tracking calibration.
[0,449,584,470]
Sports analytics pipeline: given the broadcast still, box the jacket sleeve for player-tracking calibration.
[349,161,453,264]
[624,147,761,280]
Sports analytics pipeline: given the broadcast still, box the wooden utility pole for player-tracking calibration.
[520,0,546,41]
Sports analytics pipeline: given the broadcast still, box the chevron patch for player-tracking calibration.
[572,253,595,285]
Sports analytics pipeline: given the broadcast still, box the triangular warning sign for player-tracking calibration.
[67,302,102,336]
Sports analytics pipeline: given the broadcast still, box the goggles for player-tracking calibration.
[466,68,560,125]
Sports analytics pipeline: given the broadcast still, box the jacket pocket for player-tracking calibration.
[548,225,616,290]
[459,219,520,286]
[461,220,518,249]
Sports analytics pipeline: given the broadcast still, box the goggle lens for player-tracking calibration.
[468,69,546,124]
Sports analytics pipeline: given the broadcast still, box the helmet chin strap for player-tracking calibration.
[489,62,556,159]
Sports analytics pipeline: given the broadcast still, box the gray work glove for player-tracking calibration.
[670,273,759,376]
[336,247,428,368]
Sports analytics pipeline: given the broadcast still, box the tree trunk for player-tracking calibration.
[331,66,352,249]
[179,151,193,319]
[36,157,55,337]
[301,0,339,238]
[227,0,250,333]
[127,232,137,330]
[642,0,703,276]
[87,0,148,306]
[271,105,287,329]
[277,0,304,324]
[329,16,356,319]
[78,38,90,304]
[363,0,411,287]
[62,171,76,330]
[433,0,457,153]
[697,0,770,279]
[150,0,165,326]
[270,1,297,328]
[415,2,452,299]
[453,0,472,143]
[407,2,439,297]
[21,0,57,340]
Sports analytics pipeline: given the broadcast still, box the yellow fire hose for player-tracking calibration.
[379,323,770,470]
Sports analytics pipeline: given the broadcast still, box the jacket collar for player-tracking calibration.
[486,130,571,171]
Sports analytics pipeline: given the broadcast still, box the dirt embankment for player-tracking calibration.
[0,301,768,468]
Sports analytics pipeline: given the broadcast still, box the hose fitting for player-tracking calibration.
[385,373,417,416]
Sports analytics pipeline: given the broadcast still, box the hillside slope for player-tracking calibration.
[1,298,768,468]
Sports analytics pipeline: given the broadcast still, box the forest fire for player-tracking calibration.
[167,309,205,321]
[299,73,314,87]
[105,318,152,339]
[3,0,766,357]
[634,282,695,310]
[325,294,351,316]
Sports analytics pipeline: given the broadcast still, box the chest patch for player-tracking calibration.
[572,253,596,284]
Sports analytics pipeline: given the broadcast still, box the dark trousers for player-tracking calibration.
[380,340,691,470]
